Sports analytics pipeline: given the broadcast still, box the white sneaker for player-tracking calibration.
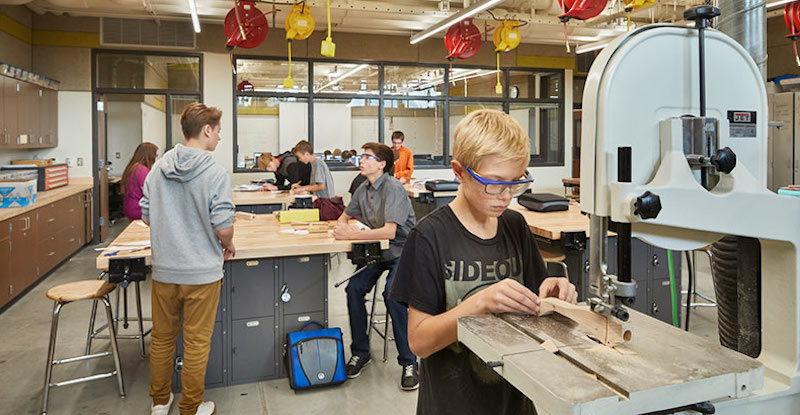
[194,401,216,415]
[151,393,174,415]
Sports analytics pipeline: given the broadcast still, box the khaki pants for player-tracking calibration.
[150,279,221,415]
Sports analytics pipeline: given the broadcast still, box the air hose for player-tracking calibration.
[667,249,679,327]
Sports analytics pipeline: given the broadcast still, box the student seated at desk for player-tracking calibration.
[333,142,419,390]
[391,131,414,184]
[389,110,577,415]
[258,150,311,191]
[292,140,336,198]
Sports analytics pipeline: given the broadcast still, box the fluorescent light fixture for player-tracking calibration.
[187,0,200,33]
[766,0,793,8]
[417,69,497,90]
[315,64,369,93]
[410,0,504,45]
[576,41,608,55]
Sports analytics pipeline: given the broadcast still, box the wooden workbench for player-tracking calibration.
[458,311,762,414]
[98,214,389,389]
[0,177,93,222]
[96,214,387,270]
[509,202,592,240]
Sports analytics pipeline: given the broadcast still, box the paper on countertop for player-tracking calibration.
[136,221,149,228]
[115,241,151,246]
[353,221,371,231]
[280,229,310,235]
[234,184,262,192]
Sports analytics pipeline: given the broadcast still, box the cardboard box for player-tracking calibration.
[0,171,38,208]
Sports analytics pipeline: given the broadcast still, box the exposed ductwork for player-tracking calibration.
[717,0,767,79]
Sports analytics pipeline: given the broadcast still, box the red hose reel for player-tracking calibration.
[785,1,800,65]
[224,0,273,49]
[557,0,608,22]
[444,18,483,60]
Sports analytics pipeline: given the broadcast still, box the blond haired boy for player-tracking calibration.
[389,109,577,415]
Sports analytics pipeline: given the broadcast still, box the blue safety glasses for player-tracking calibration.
[359,153,382,163]
[465,166,533,196]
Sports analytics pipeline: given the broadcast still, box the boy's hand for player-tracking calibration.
[333,223,359,240]
[291,183,302,192]
[475,278,540,315]
[222,242,236,260]
[538,277,578,304]
[260,183,277,191]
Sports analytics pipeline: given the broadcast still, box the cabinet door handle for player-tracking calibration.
[68,238,76,243]
[48,218,56,223]
[48,251,56,257]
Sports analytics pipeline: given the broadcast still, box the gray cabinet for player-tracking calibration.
[231,317,276,383]
[230,259,275,320]
[281,255,326,315]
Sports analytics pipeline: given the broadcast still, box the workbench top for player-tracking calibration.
[95,214,389,270]
[458,310,763,415]
[509,202,594,241]
[0,177,93,222]
[233,190,313,206]
[404,183,458,198]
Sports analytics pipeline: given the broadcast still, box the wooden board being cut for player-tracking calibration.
[96,216,388,270]
[457,310,763,415]
[538,298,631,346]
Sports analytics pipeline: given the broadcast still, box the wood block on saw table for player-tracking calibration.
[538,297,632,346]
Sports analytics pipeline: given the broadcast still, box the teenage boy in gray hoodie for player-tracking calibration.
[141,103,235,415]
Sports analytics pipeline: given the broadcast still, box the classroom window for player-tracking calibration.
[236,59,309,93]
[385,99,445,165]
[312,98,379,168]
[236,96,308,170]
[96,53,200,91]
[448,67,505,99]
[313,63,379,95]
[384,65,445,97]
[509,102,563,164]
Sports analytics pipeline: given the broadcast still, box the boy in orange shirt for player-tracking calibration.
[391,131,414,183]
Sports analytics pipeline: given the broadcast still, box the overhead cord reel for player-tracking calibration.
[623,0,655,31]
[557,0,609,52]
[224,0,277,73]
[785,1,800,66]
[321,0,335,57]
[284,4,315,88]
[492,20,521,94]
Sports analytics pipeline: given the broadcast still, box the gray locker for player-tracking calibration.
[235,205,254,214]
[281,255,326,315]
[231,316,276,382]
[230,259,275,320]
[649,278,677,323]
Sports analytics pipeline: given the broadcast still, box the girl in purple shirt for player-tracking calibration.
[122,142,158,221]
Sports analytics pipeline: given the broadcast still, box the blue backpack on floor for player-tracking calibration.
[286,321,347,390]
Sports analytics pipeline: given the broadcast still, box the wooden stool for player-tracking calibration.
[42,280,125,415]
[539,246,570,281]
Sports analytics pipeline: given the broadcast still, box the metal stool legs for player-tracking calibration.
[43,296,125,415]
[681,250,717,308]
[366,273,393,363]
[87,280,150,358]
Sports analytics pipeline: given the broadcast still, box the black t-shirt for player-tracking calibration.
[389,205,548,415]
[275,155,311,190]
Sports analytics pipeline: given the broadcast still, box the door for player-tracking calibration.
[773,93,794,189]
[97,97,109,242]
[9,214,36,298]
[0,220,10,307]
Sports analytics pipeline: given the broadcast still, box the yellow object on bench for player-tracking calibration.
[277,209,320,224]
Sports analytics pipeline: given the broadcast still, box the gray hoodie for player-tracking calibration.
[140,144,234,285]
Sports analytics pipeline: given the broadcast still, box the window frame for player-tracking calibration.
[232,55,565,173]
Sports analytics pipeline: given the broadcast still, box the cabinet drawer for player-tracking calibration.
[38,233,61,275]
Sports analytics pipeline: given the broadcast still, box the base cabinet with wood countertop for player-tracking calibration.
[0,186,92,310]
[172,255,330,390]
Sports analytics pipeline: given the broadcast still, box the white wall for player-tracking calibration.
[313,102,351,153]
[0,91,94,178]
[278,102,308,152]
[141,102,166,155]
[237,114,280,159]
[384,114,440,156]
[106,101,142,177]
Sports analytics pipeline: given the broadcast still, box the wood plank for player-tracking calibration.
[461,311,764,414]
[96,215,389,270]
[0,178,93,222]
[538,298,631,346]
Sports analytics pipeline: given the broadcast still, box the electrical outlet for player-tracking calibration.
[66,157,74,167]
[77,157,84,166]
[115,152,120,159]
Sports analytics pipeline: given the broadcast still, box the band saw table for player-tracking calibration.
[458,310,762,415]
